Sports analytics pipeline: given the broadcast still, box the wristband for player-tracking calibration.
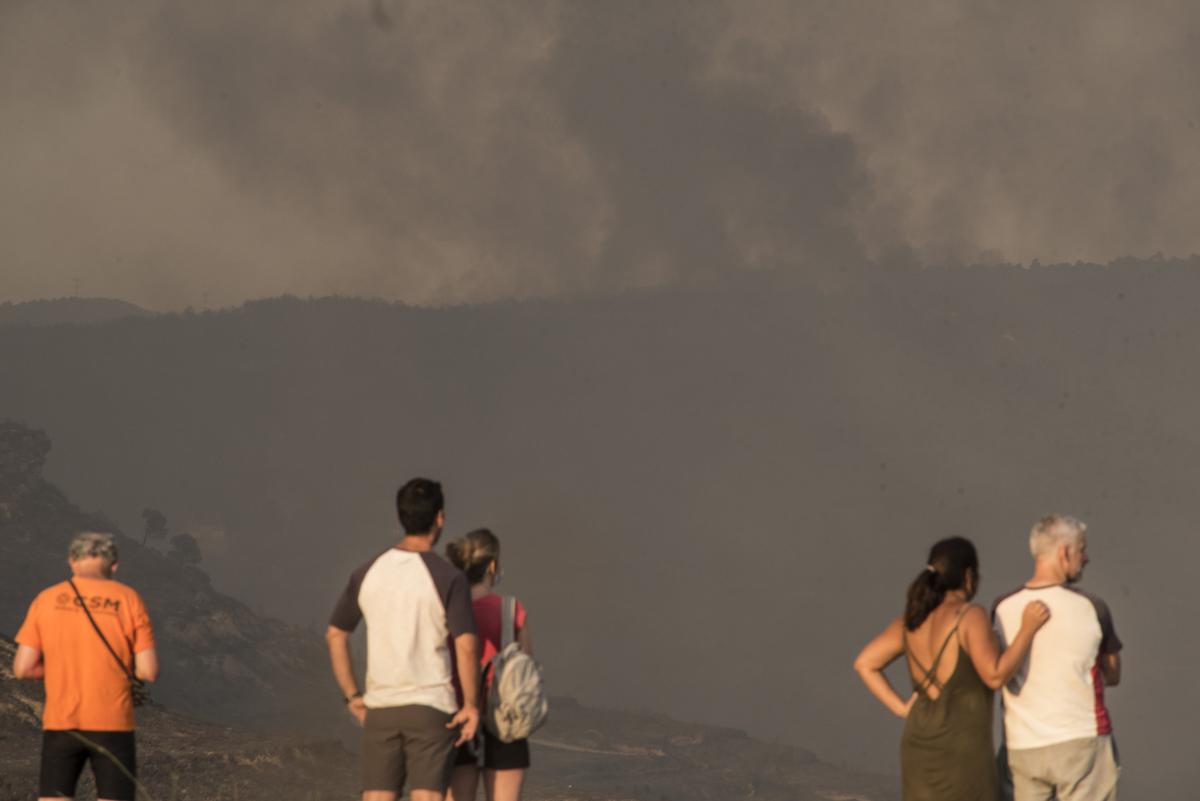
[346,691,363,704]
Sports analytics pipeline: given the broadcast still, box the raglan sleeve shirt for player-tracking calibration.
[1094,595,1122,654]
[444,568,474,639]
[329,567,366,633]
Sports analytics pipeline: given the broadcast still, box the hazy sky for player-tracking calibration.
[3,0,1199,309]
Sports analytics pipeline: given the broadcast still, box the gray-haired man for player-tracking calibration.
[993,515,1122,801]
[13,532,159,801]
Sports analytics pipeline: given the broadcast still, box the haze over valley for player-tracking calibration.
[2,261,1196,797]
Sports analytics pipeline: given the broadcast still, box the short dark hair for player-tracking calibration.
[396,478,444,535]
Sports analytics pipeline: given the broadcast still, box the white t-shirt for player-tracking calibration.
[329,549,474,714]
[993,584,1122,749]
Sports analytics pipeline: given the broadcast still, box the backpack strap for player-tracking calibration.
[501,596,517,649]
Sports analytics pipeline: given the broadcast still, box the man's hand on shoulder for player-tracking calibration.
[1020,600,1052,632]
[447,703,480,746]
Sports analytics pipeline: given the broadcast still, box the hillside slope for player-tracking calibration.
[0,421,342,733]
[0,299,151,327]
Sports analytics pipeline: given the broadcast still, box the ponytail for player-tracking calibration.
[904,569,946,630]
[903,537,979,631]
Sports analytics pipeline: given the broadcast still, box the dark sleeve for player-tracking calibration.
[990,587,1022,623]
[420,553,476,639]
[444,571,475,638]
[1092,596,1123,654]
[328,561,371,632]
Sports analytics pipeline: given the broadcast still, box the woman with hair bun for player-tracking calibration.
[445,529,533,801]
[854,537,1050,801]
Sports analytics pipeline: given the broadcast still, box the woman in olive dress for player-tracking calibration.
[854,537,1049,801]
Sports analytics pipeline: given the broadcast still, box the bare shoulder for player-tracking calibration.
[960,603,991,630]
[954,604,994,654]
[879,614,907,643]
[869,615,906,645]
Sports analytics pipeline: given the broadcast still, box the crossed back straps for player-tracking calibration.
[903,605,969,696]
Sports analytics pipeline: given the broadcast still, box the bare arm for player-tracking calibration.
[325,625,366,724]
[134,648,160,682]
[960,602,1050,689]
[448,632,481,745]
[1099,652,1121,686]
[853,616,915,719]
[517,620,533,657]
[12,645,44,680]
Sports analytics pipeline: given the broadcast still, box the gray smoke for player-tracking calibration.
[712,0,1200,264]
[0,0,864,308]
[5,1,1199,309]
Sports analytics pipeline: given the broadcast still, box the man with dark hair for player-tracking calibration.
[12,532,159,801]
[395,478,445,535]
[327,478,480,801]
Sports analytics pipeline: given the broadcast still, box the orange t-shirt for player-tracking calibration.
[15,577,155,731]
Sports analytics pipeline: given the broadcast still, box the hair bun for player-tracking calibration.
[447,529,501,585]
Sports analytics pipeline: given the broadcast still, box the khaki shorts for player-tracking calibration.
[1003,736,1119,801]
[362,705,455,793]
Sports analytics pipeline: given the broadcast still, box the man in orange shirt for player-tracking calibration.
[12,532,159,801]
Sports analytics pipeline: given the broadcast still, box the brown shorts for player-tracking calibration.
[362,705,456,793]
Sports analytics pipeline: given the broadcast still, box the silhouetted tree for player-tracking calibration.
[142,508,168,547]
[167,532,202,566]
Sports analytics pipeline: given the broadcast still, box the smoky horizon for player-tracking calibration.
[3,1,1200,310]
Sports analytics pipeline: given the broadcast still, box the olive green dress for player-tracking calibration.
[900,609,998,801]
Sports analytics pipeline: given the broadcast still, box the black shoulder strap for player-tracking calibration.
[68,579,136,681]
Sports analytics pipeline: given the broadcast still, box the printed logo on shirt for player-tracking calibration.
[54,593,123,615]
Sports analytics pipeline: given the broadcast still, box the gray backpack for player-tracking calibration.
[484,596,549,742]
